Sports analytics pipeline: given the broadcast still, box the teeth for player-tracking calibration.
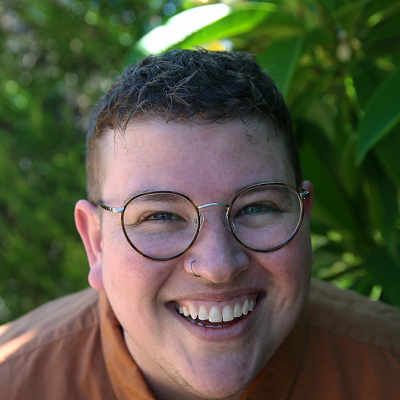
[242,299,249,315]
[209,306,222,323]
[249,300,254,312]
[234,303,242,318]
[189,304,198,319]
[177,297,257,324]
[198,305,209,320]
[222,305,234,322]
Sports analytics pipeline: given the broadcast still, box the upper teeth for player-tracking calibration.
[177,299,256,323]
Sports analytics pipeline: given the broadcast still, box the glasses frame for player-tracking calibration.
[97,182,310,261]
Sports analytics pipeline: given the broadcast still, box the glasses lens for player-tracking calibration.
[229,184,302,251]
[122,192,199,259]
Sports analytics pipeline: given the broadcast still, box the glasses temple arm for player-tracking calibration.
[96,202,124,214]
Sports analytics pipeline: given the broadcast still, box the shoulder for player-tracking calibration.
[307,278,400,355]
[293,279,400,398]
[0,288,100,362]
[0,289,114,400]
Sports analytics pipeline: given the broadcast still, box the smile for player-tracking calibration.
[174,294,258,328]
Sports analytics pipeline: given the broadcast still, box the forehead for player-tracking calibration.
[101,119,295,203]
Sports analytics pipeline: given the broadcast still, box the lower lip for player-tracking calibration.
[168,296,263,342]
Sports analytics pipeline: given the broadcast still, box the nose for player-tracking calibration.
[184,210,249,283]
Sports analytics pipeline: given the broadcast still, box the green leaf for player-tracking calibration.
[298,121,363,242]
[374,125,400,187]
[235,10,304,43]
[362,153,399,253]
[357,68,400,164]
[166,2,277,51]
[363,3,400,49]
[365,251,400,306]
[330,0,374,33]
[352,59,390,109]
[129,4,231,56]
[257,35,304,99]
[129,2,277,58]
[331,0,374,19]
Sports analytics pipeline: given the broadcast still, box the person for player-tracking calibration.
[0,49,399,400]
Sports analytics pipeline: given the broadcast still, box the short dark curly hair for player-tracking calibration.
[86,48,301,202]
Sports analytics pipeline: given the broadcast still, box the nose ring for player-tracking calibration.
[190,260,201,277]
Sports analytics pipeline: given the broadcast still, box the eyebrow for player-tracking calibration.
[122,178,283,205]
[228,178,282,199]
[122,189,190,205]
[131,192,191,205]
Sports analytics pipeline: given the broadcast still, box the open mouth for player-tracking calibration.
[175,295,258,329]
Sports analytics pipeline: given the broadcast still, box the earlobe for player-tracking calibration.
[74,200,105,291]
[301,180,314,220]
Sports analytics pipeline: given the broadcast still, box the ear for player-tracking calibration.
[75,200,105,291]
[301,180,314,220]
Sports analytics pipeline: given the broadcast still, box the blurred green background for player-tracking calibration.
[1,0,399,324]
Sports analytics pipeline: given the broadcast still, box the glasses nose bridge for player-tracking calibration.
[196,202,232,233]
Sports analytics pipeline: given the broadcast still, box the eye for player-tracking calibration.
[142,212,184,222]
[238,202,281,216]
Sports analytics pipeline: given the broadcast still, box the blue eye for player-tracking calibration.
[240,202,280,216]
[146,212,183,221]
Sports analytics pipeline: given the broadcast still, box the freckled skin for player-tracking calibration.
[75,119,314,400]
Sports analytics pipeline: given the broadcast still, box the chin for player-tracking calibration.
[169,351,267,400]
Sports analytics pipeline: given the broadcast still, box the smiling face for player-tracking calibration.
[75,118,314,400]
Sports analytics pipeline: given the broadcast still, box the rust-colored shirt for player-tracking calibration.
[1,279,399,400]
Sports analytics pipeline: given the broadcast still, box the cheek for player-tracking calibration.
[254,228,312,293]
[101,233,173,314]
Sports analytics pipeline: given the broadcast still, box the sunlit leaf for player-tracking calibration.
[132,4,231,55]
[128,2,277,58]
[165,2,277,51]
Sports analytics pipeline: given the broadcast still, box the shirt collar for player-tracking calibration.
[240,314,306,399]
[99,291,156,400]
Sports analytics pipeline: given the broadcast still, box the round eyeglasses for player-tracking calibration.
[97,182,310,261]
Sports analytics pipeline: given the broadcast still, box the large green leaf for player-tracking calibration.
[166,2,277,51]
[235,9,304,42]
[128,2,277,60]
[352,59,390,109]
[299,121,363,242]
[365,251,400,306]
[374,125,400,187]
[128,4,231,59]
[362,153,399,253]
[357,68,400,163]
[257,35,304,99]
